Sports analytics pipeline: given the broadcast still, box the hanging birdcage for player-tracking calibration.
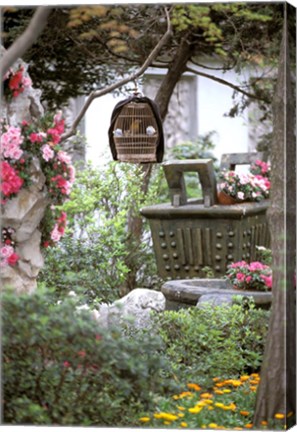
[108,94,164,163]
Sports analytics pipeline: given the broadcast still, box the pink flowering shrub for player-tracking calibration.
[1,110,76,264]
[218,169,270,202]
[226,260,272,291]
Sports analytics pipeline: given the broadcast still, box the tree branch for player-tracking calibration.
[61,7,172,141]
[185,65,270,102]
[0,7,52,77]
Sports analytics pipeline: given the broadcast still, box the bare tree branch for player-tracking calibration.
[0,7,52,77]
[61,7,172,141]
[186,66,270,102]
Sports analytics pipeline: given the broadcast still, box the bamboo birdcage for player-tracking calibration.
[108,95,164,163]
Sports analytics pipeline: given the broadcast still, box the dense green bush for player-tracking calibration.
[39,162,164,303]
[2,288,169,426]
[152,299,270,388]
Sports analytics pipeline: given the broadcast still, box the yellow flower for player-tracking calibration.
[240,410,250,416]
[139,417,150,422]
[250,373,260,378]
[180,422,188,427]
[164,421,171,425]
[250,379,259,385]
[231,380,242,387]
[275,413,285,420]
[203,399,213,405]
[187,383,201,391]
[233,428,243,430]
[177,405,186,411]
[209,423,218,428]
[249,386,257,392]
[245,423,253,428]
[154,412,178,421]
[215,402,225,409]
[214,389,224,395]
[222,403,236,411]
[208,406,214,410]
[188,406,202,414]
[178,413,185,418]
[223,389,231,393]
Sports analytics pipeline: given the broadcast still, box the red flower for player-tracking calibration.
[63,361,71,368]
[7,252,19,266]
[9,70,23,90]
[78,350,86,358]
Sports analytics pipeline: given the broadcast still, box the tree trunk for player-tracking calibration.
[121,36,193,295]
[253,6,296,426]
[155,35,193,120]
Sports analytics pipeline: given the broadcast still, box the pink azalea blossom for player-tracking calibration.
[57,150,72,165]
[29,132,45,143]
[0,245,14,258]
[260,274,272,289]
[41,144,54,161]
[50,224,62,242]
[1,125,24,159]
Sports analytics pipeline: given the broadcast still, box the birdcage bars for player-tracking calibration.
[113,101,160,162]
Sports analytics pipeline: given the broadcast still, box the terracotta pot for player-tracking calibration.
[217,190,238,205]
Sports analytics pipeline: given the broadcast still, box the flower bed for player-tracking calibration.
[139,373,291,430]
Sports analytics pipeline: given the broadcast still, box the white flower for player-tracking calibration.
[237,191,245,200]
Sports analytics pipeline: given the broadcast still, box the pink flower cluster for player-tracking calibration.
[218,167,271,202]
[50,211,67,244]
[250,160,271,178]
[4,66,32,98]
[226,260,272,291]
[1,161,24,199]
[1,125,24,160]
[1,228,19,267]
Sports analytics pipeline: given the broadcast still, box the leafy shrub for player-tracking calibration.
[152,299,269,388]
[2,288,169,426]
[39,162,164,303]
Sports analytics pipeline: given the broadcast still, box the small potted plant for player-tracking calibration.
[226,260,272,291]
[217,170,270,205]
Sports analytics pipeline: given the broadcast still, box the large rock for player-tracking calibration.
[1,54,46,293]
[95,288,166,329]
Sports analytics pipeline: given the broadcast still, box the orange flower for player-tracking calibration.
[187,383,201,391]
[245,423,253,428]
[261,420,268,426]
[250,386,257,391]
[240,375,250,382]
[213,377,221,382]
[214,389,224,395]
[201,392,213,399]
[215,382,226,388]
[240,410,250,416]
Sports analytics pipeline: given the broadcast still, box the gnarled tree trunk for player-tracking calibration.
[253,6,296,426]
